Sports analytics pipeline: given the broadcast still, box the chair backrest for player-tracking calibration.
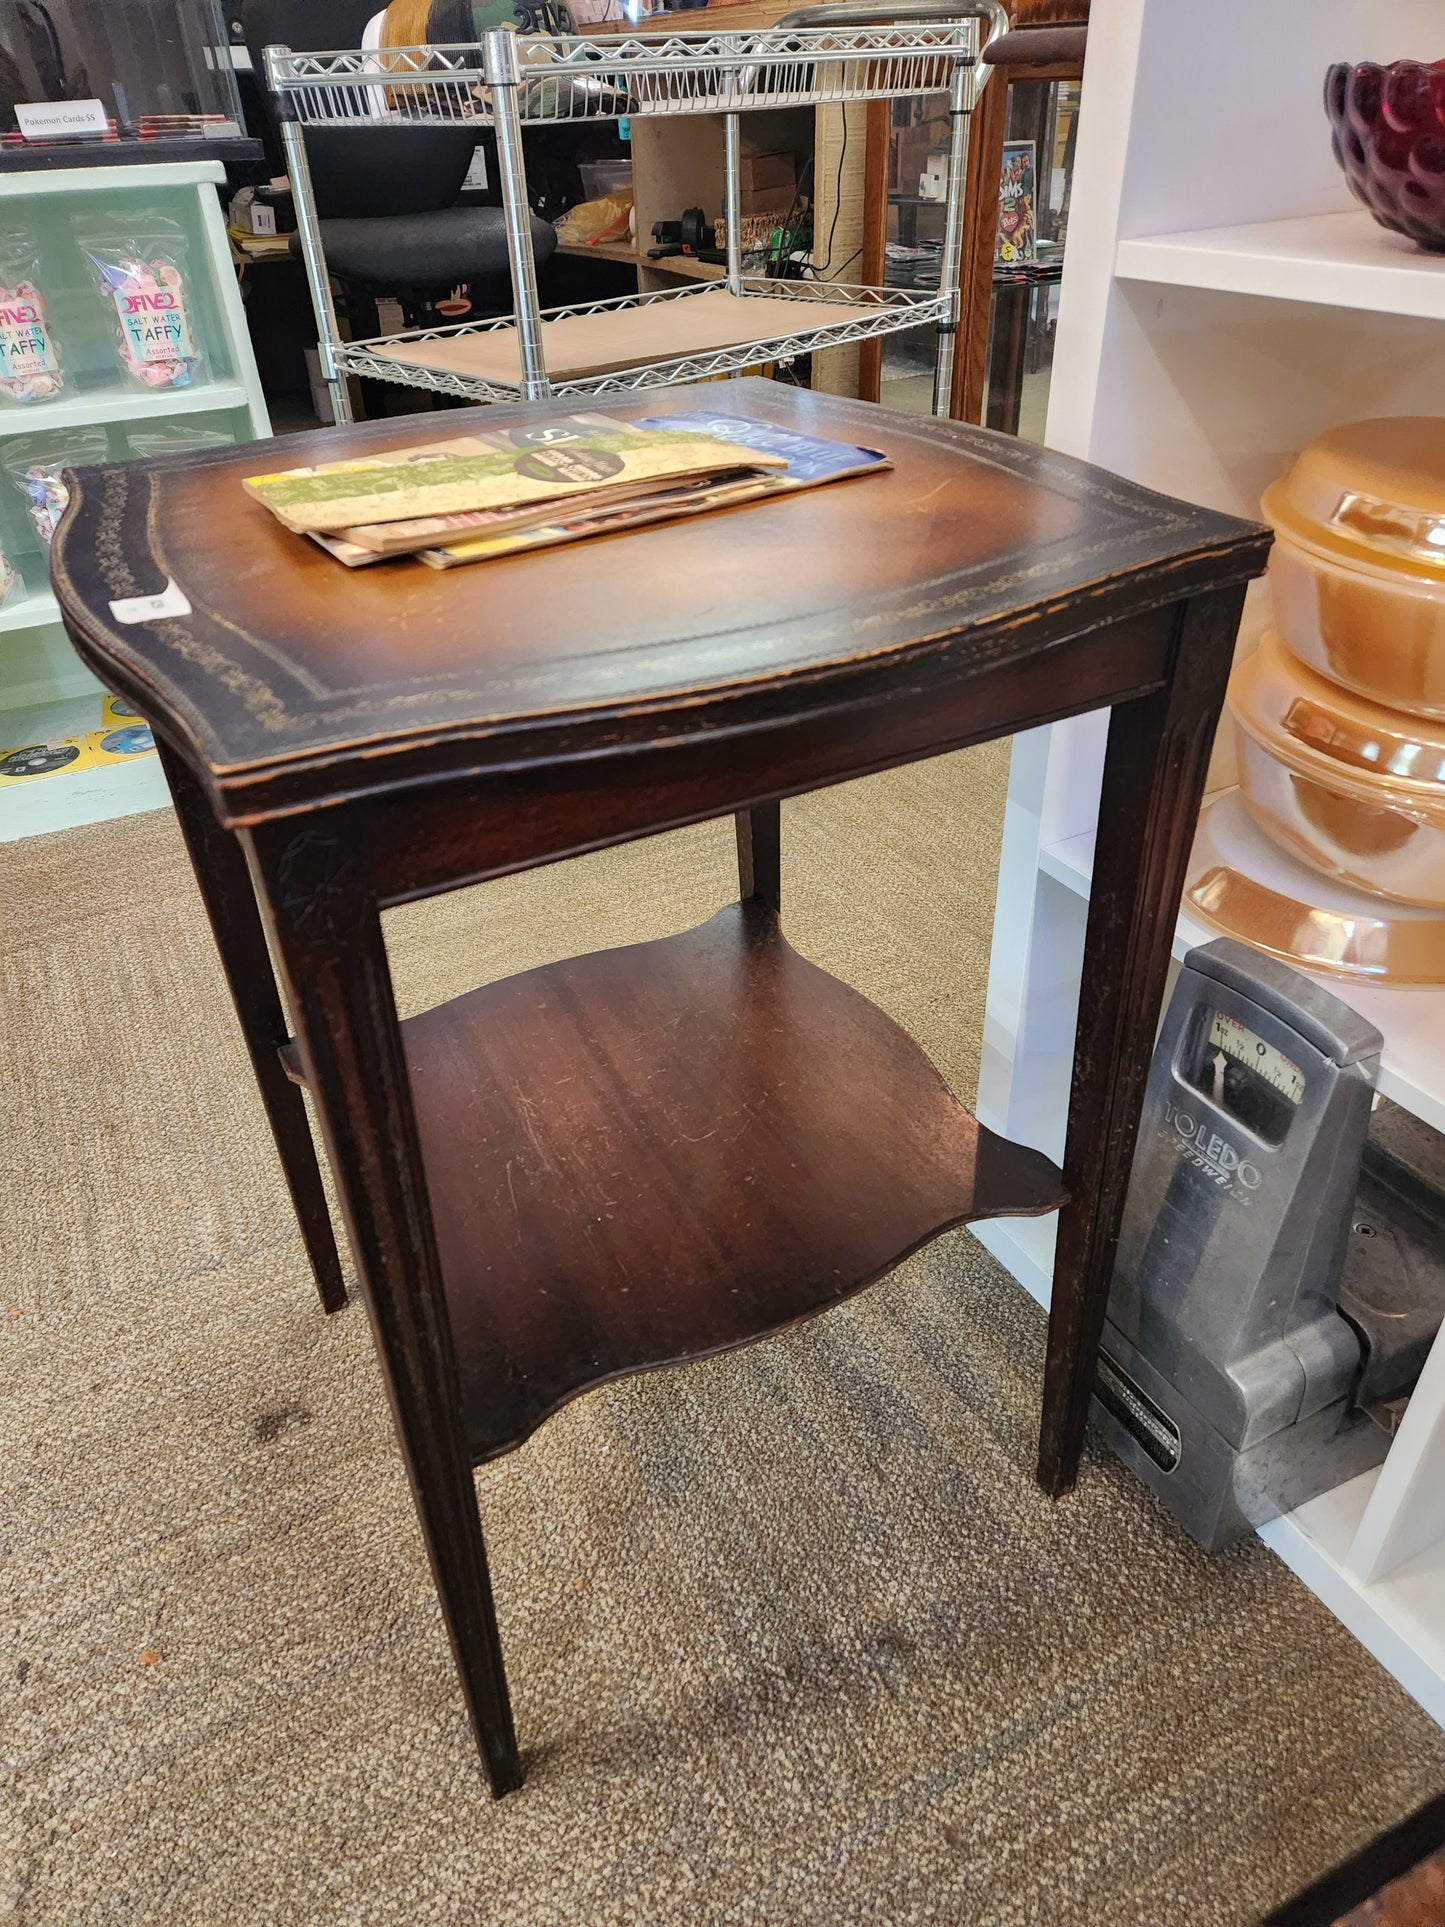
[242,0,478,219]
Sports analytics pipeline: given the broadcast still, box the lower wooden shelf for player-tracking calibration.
[552,239,639,266]
[286,904,1066,1462]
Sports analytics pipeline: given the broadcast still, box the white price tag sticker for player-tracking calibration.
[109,578,192,625]
[14,98,108,140]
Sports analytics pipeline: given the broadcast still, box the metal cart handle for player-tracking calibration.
[776,0,1008,54]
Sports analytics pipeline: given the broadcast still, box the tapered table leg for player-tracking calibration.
[1038,586,1248,1497]
[246,819,522,1796]
[735,802,781,913]
[157,740,346,1315]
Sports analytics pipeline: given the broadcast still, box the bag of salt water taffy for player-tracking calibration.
[4,427,107,546]
[76,213,206,391]
[0,231,64,404]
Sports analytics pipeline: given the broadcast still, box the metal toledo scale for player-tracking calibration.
[1095,938,1445,1551]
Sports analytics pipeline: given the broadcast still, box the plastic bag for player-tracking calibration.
[77,214,206,391]
[5,428,107,545]
[126,424,234,460]
[553,191,633,248]
[0,541,17,604]
[0,230,64,404]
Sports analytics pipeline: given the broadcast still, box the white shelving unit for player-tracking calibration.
[1115,209,1445,320]
[976,0,1445,1725]
[0,160,269,842]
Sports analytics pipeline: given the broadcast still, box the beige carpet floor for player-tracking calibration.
[4,745,1445,1927]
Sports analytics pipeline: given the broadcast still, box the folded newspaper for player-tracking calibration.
[243,410,889,570]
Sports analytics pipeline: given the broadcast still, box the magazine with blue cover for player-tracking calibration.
[629,411,890,485]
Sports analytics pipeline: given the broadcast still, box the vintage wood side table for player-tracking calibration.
[51,380,1268,1796]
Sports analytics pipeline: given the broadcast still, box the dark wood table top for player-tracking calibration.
[52,380,1267,827]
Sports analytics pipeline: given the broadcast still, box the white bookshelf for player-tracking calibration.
[977,0,1445,1725]
[1115,209,1445,320]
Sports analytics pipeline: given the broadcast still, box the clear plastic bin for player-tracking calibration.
[577,159,634,201]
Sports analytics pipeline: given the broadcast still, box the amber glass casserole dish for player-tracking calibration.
[1262,416,1445,718]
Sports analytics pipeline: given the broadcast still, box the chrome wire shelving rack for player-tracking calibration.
[264,2,1005,423]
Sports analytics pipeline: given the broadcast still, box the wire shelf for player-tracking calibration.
[336,278,950,403]
[266,23,983,127]
[275,10,1000,421]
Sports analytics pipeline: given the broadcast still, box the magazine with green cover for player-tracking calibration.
[244,412,784,535]
[340,474,720,557]
[417,475,779,569]
[308,476,776,570]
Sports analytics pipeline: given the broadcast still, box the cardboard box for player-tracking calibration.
[739,152,796,194]
[734,152,797,217]
[739,181,798,217]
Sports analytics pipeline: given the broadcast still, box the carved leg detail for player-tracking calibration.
[1039,586,1247,1498]
[247,819,522,1796]
[157,741,346,1315]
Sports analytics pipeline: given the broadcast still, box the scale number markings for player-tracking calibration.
[1208,1011,1305,1107]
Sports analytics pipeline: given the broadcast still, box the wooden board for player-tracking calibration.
[810,100,868,397]
[370,288,874,387]
[552,239,638,265]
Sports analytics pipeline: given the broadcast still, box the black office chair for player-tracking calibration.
[243,0,557,391]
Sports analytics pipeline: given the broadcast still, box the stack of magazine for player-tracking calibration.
[242,410,890,571]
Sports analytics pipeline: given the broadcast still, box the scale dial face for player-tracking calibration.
[1181,1005,1305,1146]
[1208,1011,1305,1105]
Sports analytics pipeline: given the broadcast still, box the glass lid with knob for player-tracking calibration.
[1262,416,1445,579]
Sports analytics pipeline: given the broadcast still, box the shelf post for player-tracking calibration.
[270,48,353,428]
[723,109,744,297]
[486,27,551,402]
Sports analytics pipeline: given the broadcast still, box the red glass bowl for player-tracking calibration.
[1326,60,1445,252]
